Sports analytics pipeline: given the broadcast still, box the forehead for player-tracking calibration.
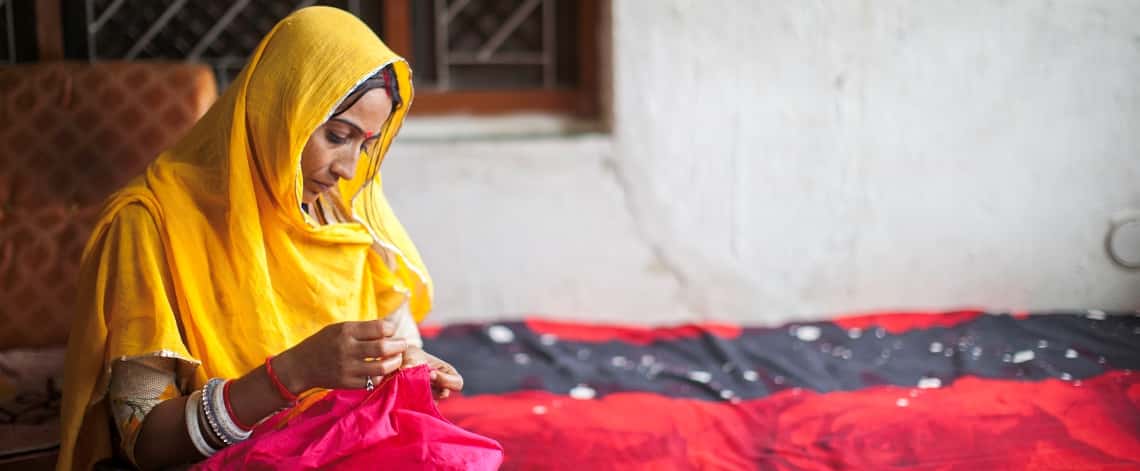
[335,89,393,133]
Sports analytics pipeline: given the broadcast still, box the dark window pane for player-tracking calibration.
[409,0,438,86]
[2,0,39,63]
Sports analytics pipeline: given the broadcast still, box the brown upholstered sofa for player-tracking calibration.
[0,61,216,469]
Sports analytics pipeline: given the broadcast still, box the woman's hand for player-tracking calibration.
[401,346,464,399]
[273,319,408,392]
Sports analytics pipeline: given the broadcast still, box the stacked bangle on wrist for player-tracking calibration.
[202,378,253,446]
[185,391,219,457]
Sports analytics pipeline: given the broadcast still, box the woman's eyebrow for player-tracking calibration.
[329,117,366,135]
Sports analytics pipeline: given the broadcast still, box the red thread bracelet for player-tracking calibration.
[222,380,254,431]
[265,356,298,403]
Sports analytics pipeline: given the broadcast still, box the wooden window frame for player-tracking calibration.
[382,0,600,117]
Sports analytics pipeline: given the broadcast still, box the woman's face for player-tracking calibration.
[299,88,393,204]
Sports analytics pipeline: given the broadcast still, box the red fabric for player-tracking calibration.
[194,365,503,471]
[832,309,985,334]
[522,318,742,344]
[439,370,1140,470]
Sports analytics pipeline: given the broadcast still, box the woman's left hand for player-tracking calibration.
[401,346,464,399]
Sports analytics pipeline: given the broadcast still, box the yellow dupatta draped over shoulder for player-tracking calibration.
[57,7,432,469]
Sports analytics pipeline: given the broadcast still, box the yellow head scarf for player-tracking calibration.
[57,7,431,469]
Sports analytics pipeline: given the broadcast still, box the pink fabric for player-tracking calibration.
[194,365,503,470]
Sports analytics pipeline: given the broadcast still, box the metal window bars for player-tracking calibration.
[82,0,333,88]
[432,0,556,90]
[77,0,564,91]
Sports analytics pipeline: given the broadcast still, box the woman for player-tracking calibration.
[57,7,474,470]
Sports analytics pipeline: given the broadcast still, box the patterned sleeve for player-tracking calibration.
[107,356,190,465]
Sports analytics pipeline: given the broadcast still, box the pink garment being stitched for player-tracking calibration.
[193,365,503,470]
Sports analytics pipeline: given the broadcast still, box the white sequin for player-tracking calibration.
[1065,349,1079,359]
[917,377,942,389]
[742,370,759,382]
[513,353,530,365]
[929,342,944,354]
[896,398,909,407]
[569,384,595,400]
[1012,350,1035,364]
[532,405,548,415]
[1087,310,1107,320]
[539,334,558,346]
[687,371,712,383]
[611,356,629,368]
[847,328,863,339]
[1037,340,1049,349]
[720,390,734,400]
[795,326,821,342]
[1061,373,1073,381]
[487,325,515,344]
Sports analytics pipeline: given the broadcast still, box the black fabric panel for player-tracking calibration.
[423,312,1140,401]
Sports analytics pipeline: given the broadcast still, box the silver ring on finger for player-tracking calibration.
[365,376,375,391]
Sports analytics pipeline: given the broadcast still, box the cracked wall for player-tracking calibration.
[610,0,1140,323]
[385,1,1140,326]
[382,137,695,324]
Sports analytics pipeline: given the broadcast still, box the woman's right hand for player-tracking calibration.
[272,319,408,393]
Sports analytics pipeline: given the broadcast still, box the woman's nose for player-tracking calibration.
[330,155,358,181]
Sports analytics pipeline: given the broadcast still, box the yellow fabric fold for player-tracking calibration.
[58,7,431,469]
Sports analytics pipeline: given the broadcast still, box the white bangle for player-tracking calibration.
[207,378,253,443]
[185,391,218,458]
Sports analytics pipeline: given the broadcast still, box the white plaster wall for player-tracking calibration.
[383,136,691,324]
[386,1,1140,326]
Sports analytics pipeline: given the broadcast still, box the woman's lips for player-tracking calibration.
[309,179,334,192]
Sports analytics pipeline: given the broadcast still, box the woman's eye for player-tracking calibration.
[326,131,348,145]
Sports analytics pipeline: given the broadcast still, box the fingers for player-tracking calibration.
[430,369,464,393]
[401,350,429,368]
[355,354,404,379]
[379,355,403,375]
[352,337,408,359]
[381,319,397,337]
[343,319,396,341]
